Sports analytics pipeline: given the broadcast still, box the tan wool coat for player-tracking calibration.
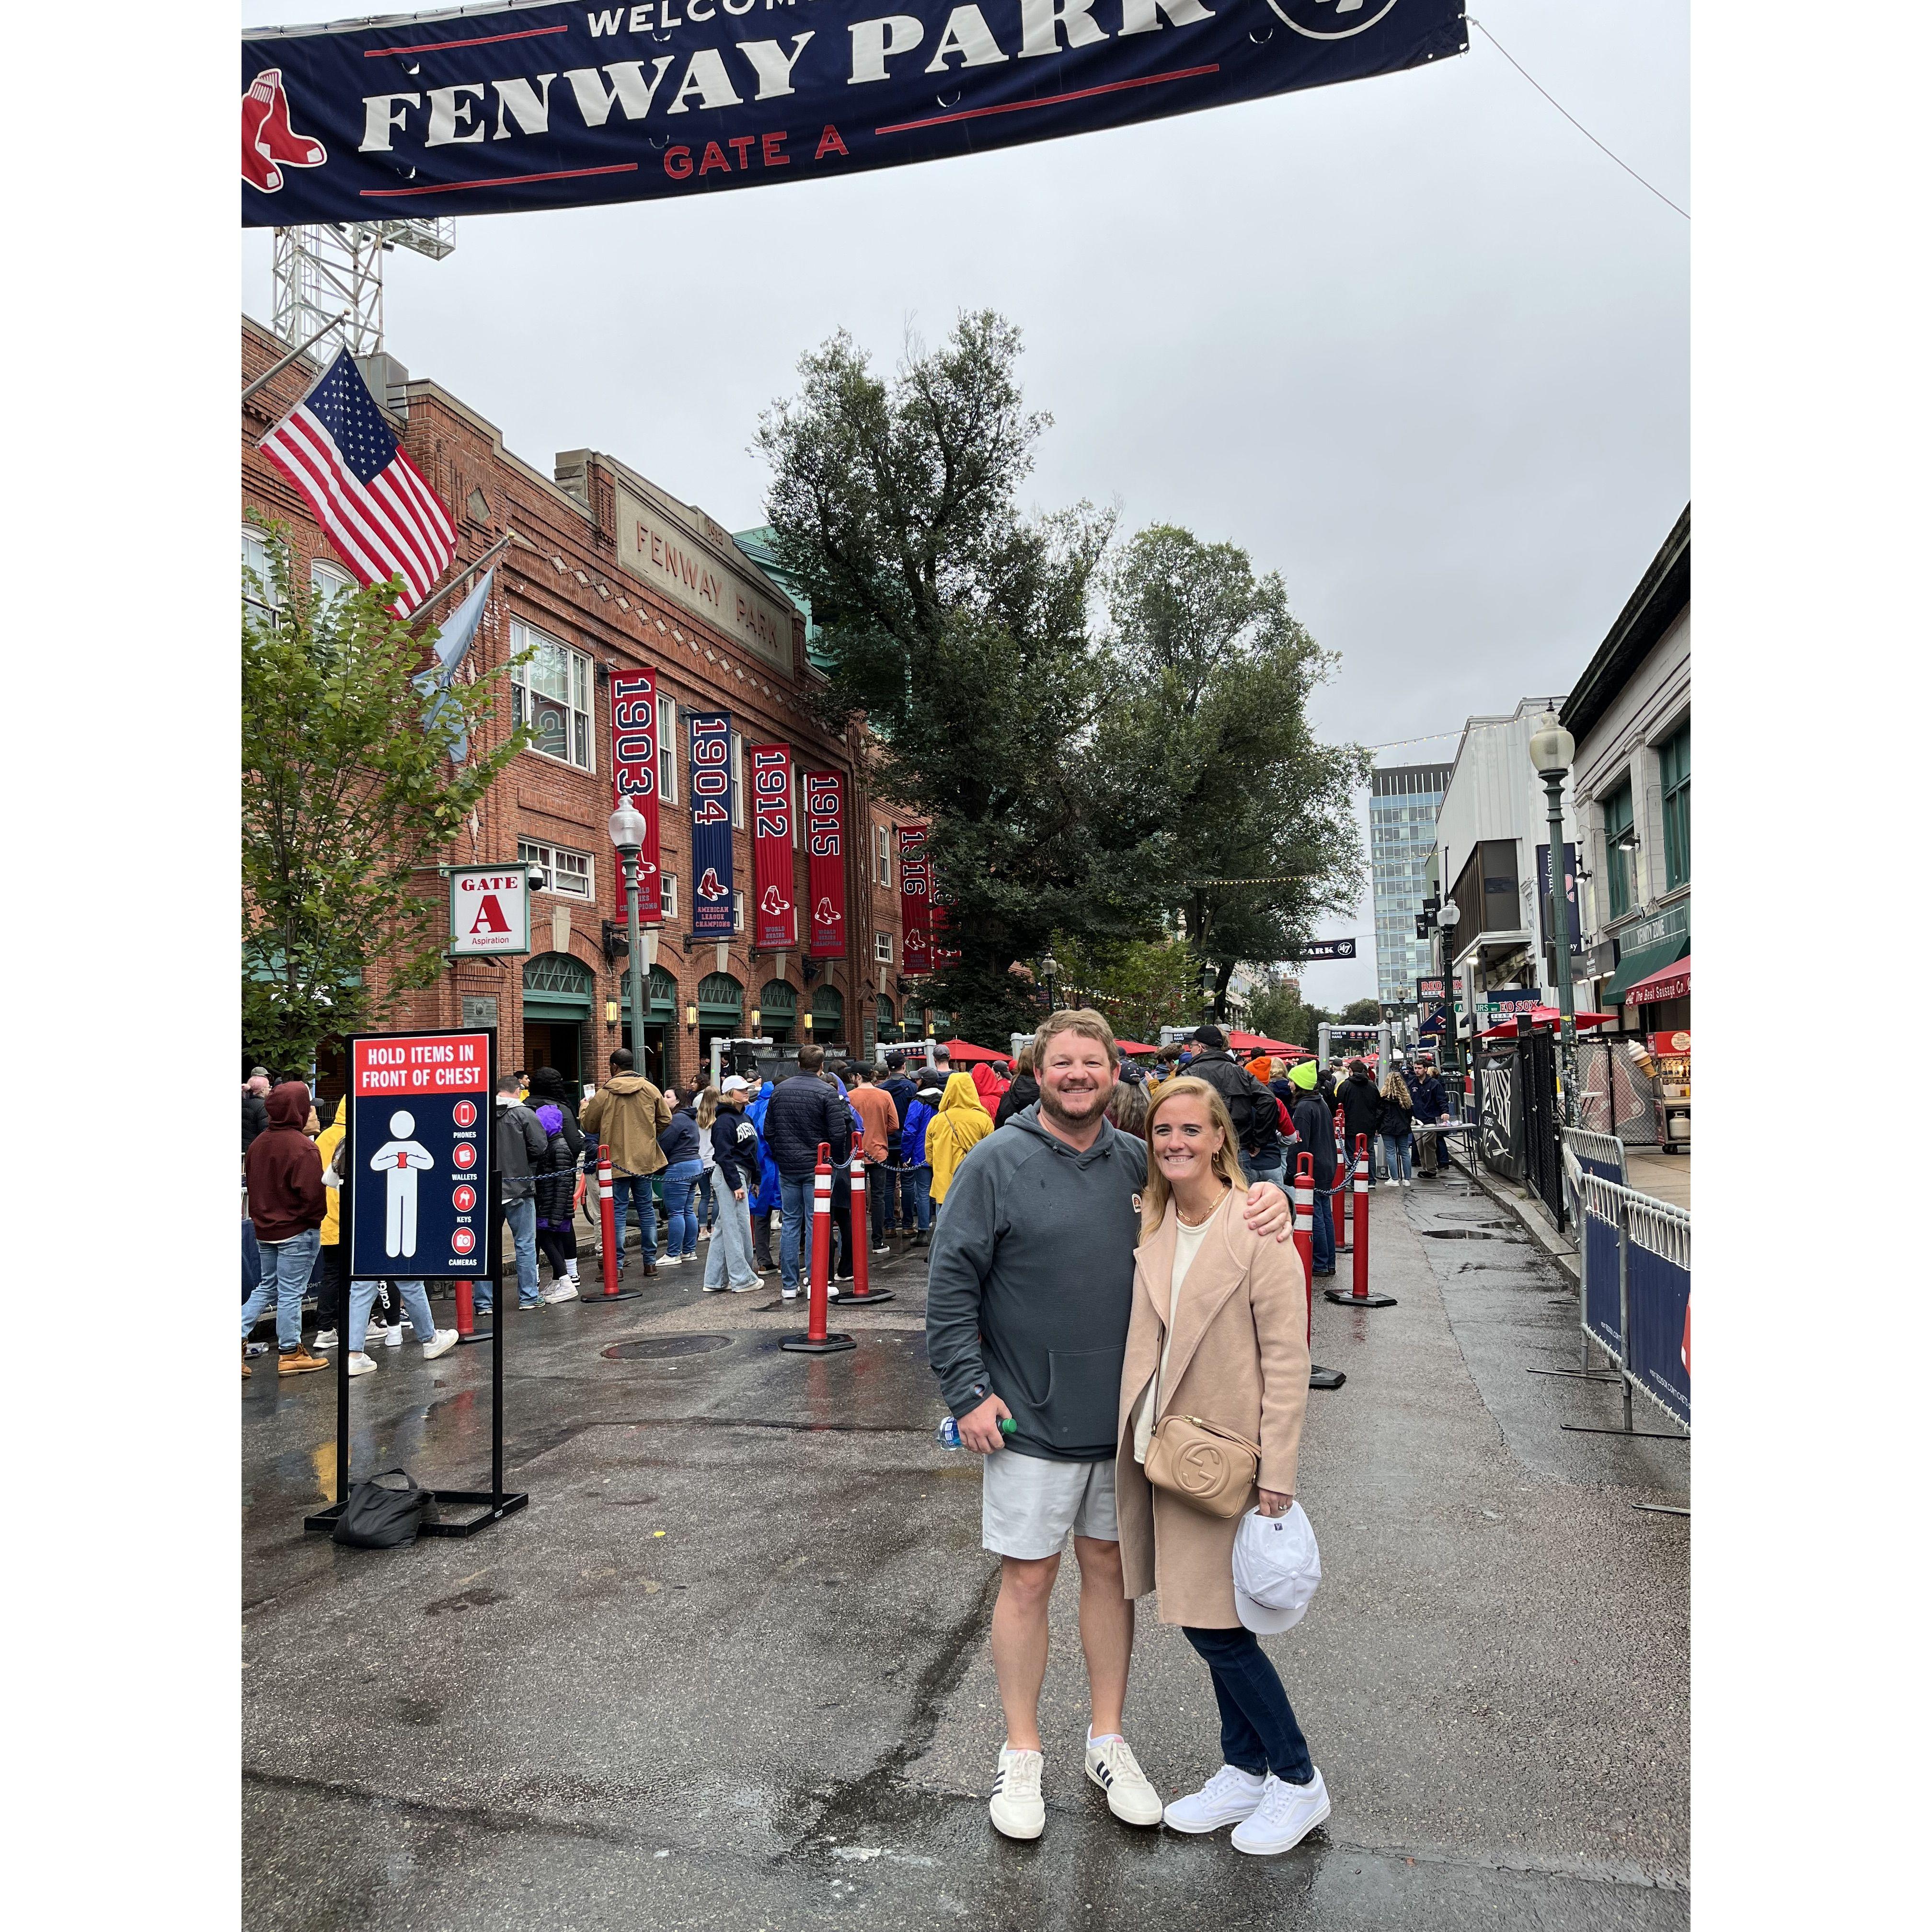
[1115,1196,1311,1628]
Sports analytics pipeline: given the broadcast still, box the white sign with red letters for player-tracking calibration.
[448,863,531,957]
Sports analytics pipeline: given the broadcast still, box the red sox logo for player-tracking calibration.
[813,896,842,930]
[243,69,327,194]
[760,885,793,919]
[696,866,730,902]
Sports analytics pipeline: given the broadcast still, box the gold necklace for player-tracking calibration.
[1176,1185,1229,1228]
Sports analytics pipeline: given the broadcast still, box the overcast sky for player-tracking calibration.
[241,0,1688,1009]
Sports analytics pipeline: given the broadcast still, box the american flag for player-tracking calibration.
[258,349,455,613]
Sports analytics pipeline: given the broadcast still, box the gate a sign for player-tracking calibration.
[449,862,532,957]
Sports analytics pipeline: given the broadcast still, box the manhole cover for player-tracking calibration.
[600,1333,734,1361]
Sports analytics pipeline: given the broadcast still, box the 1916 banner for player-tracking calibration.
[898,823,932,975]
[804,769,846,959]
[610,669,662,922]
[242,3,1466,226]
[748,742,796,949]
[689,711,735,936]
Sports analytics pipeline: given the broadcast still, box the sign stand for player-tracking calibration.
[304,1026,527,1541]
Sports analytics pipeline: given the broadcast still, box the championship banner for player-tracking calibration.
[898,823,932,975]
[748,742,796,949]
[804,769,847,959]
[242,2,1466,226]
[610,669,662,922]
[689,710,735,936]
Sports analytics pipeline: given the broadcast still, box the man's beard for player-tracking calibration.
[1039,1081,1106,1127]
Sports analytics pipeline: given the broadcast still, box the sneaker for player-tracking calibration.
[781,1288,799,1301]
[346,1352,379,1377]
[728,1279,760,1294]
[661,1254,684,1267]
[1084,1736,1163,1827]
[989,1746,1045,1841]
[542,1278,580,1303]
[827,1282,840,1300]
[1230,1770,1330,1856]
[872,1244,890,1255]
[384,1319,404,1346]
[311,1329,339,1350]
[1163,1763,1266,1834]
[277,1346,329,1376]
[701,1279,725,1293]
[518,1298,546,1311]
[422,1328,460,1361]
[1380,1180,1399,1189]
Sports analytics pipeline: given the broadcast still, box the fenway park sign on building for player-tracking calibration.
[242,0,1465,222]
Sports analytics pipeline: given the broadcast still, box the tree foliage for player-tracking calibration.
[1046,931,1204,1046]
[242,527,523,1071]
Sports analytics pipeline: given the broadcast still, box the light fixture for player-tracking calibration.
[801,1012,814,1032]
[608,794,647,852]
[605,1000,619,1025]
[1040,953,1059,980]
[1438,899,1460,925]
[685,1003,697,1027]
[749,1007,761,1031]
[1527,711,1576,777]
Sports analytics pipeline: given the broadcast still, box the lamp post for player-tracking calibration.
[608,795,650,1076]
[1040,952,1059,1015]
[1526,712,1578,1124]
[1198,958,1216,1029]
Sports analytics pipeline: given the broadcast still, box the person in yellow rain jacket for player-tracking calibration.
[925,1071,995,1210]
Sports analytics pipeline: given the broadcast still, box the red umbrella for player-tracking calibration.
[1112,1039,1160,1055]
[1476,1007,1616,1041]
[941,1037,1009,1063]
[1226,1030,1302,1056]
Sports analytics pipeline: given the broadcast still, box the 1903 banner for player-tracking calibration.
[748,743,796,949]
[610,669,662,922]
[803,769,846,958]
[688,711,735,936]
[242,1,1466,225]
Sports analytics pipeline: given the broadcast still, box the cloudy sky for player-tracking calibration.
[241,0,1688,1008]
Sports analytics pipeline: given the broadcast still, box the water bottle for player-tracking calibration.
[937,1415,1016,1449]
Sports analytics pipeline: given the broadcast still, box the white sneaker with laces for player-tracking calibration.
[988,1746,1045,1840]
[1162,1763,1266,1834]
[544,1278,580,1303]
[1230,1769,1329,1856]
[311,1330,338,1351]
[346,1352,378,1377]
[422,1328,459,1361]
[1084,1736,1163,1826]
[384,1320,403,1346]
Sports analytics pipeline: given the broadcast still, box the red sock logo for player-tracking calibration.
[244,69,327,194]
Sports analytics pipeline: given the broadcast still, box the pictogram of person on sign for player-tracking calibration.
[370,1110,435,1258]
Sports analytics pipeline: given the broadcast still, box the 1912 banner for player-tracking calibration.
[242,3,1465,225]
[898,823,932,975]
[689,711,735,936]
[748,743,796,949]
[804,769,846,959]
[609,669,662,922]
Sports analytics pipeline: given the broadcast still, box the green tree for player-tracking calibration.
[1339,998,1384,1027]
[242,527,523,1071]
[1245,973,1320,1053]
[1047,931,1203,1045]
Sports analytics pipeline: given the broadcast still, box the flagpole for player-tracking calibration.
[241,312,352,404]
[411,528,531,623]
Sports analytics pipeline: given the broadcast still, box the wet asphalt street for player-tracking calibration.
[242,1172,1687,1931]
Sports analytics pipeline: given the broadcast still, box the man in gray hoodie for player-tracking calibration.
[926,1009,1292,1842]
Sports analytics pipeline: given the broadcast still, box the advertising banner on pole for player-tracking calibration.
[242,3,1467,227]
[804,769,846,958]
[610,669,662,923]
[688,710,735,936]
[898,823,932,975]
[348,1029,494,1279]
[748,742,796,949]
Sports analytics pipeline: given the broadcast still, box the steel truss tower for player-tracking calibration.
[271,220,455,360]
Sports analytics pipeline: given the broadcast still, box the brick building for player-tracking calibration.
[242,317,933,1099]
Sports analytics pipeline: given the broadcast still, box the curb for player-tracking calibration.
[1445,1151,1580,1289]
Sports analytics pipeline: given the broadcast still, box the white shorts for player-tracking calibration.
[981,1449,1118,1559]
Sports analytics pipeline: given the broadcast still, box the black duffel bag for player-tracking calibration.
[333,1468,437,1548]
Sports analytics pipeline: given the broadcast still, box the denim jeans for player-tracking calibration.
[350,1278,437,1352]
[242,1219,261,1301]
[702,1190,759,1290]
[1182,1624,1315,1784]
[1240,1151,1287,1190]
[495,1196,540,1308]
[897,1165,931,1235]
[608,1173,658,1270]
[241,1226,320,1350]
[1311,1173,1336,1274]
[660,1159,704,1258]
[864,1162,890,1245]
[1380,1131,1414,1184]
[779,1171,814,1294]
[695,1166,717,1231]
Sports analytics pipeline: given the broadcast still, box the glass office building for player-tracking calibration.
[1369,764,1453,1009]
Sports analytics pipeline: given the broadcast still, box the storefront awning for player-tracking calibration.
[1621,954,1691,1006]
[1602,932,1690,1004]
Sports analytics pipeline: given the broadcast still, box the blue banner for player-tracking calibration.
[242,0,1466,224]
[688,710,736,936]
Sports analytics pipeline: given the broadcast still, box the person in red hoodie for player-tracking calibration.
[242,1081,329,1377]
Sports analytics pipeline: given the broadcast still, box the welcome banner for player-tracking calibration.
[688,710,736,936]
[897,823,932,975]
[242,1,1465,224]
[748,742,797,949]
[803,769,847,959]
[609,669,662,922]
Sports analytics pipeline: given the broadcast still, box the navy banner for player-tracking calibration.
[242,1,1465,225]
[688,710,736,936]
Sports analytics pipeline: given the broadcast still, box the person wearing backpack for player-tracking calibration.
[490,1075,551,1313]
[1184,1028,1283,1187]
[701,1077,764,1294]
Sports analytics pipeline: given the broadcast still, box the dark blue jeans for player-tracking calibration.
[1182,1624,1315,1783]
[1311,1174,1336,1274]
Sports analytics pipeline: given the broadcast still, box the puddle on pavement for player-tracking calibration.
[1420,1228,1518,1241]
[600,1334,734,1361]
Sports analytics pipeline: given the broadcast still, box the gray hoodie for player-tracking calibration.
[925,1105,1149,1463]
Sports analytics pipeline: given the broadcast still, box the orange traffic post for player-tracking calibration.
[580,1142,643,1305]
[1299,1151,1346,1390]
[782,1140,854,1355]
[840,1151,894,1306]
[1327,1132,1397,1309]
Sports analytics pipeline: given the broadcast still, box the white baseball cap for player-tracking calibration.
[1232,1501,1321,1634]
[720,1075,752,1094]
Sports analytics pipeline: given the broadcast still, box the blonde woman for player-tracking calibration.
[924,1070,993,1209]
[1377,1070,1414,1190]
[1115,1077,1327,1856]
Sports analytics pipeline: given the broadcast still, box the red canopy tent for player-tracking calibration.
[1112,1039,1160,1056]
[942,1038,1009,1063]
[1226,1030,1308,1058]
[1477,1007,1616,1041]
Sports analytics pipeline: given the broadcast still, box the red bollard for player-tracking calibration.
[1332,1133,1349,1254]
[1327,1132,1397,1308]
[782,1141,854,1355]
[454,1277,477,1339]
[840,1152,895,1306]
[1299,1152,1346,1390]
[580,1143,643,1305]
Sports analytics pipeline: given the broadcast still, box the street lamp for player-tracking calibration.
[1040,952,1059,1014]
[1198,957,1216,1029]
[1527,710,1579,1123]
[608,794,650,1075]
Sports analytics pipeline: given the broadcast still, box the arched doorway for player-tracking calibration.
[697,973,744,1079]
[522,952,594,1090]
[757,979,797,1043]
[810,985,844,1055]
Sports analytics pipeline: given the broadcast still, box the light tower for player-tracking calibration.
[271,219,455,360]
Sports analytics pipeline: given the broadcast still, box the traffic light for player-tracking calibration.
[601,920,630,963]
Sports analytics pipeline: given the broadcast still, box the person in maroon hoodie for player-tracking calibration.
[242,1081,329,1377]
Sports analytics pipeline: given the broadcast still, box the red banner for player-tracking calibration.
[804,769,846,960]
[898,823,932,976]
[931,860,960,968]
[609,670,662,923]
[748,743,796,951]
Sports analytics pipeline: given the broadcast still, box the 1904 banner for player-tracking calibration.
[748,743,796,949]
[242,2,1465,225]
[688,711,735,936]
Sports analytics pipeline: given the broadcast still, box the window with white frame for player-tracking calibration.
[656,693,678,804]
[661,873,679,921]
[875,823,892,888]
[875,931,893,964]
[310,558,354,618]
[518,838,594,901]
[242,527,283,619]
[510,621,593,770]
[734,890,745,934]
[731,732,745,830]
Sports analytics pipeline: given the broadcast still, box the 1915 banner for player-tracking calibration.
[804,769,846,958]
[689,711,735,936]
[242,2,1466,225]
[898,824,932,975]
[748,742,796,949]
[610,669,662,922]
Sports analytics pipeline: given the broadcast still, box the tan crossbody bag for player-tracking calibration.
[1144,1414,1261,1519]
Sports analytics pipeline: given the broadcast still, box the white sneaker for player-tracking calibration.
[1162,1763,1266,1834]
[422,1328,459,1361]
[346,1352,378,1377]
[988,1747,1045,1840]
[384,1320,403,1346]
[311,1329,338,1350]
[1084,1736,1163,1826]
[543,1278,580,1303]
[1380,1179,1399,1189]
[1230,1770,1330,1856]
[781,1289,799,1301]
[728,1279,760,1294]
[872,1244,890,1254]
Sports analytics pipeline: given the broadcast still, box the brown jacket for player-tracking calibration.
[1115,1196,1311,1628]
[578,1072,673,1177]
